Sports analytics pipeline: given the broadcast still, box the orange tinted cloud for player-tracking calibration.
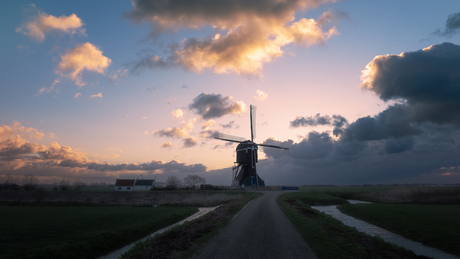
[58,43,111,86]
[172,109,184,119]
[253,90,268,101]
[129,0,340,76]
[16,9,85,42]
[90,93,103,98]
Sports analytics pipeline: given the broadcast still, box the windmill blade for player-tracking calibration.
[214,133,248,143]
[250,105,257,141]
[258,144,289,150]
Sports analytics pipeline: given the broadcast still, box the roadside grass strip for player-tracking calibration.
[278,193,427,259]
[339,203,460,257]
[0,206,197,259]
[121,192,263,259]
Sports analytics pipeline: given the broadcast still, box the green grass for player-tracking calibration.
[299,186,399,200]
[339,203,460,256]
[0,206,198,259]
[278,192,421,259]
[282,191,349,206]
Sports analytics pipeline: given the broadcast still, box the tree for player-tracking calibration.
[21,174,39,190]
[183,175,206,189]
[59,178,70,191]
[166,175,182,189]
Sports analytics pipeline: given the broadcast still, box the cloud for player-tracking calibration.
[127,0,341,76]
[220,121,237,129]
[141,116,147,120]
[153,127,188,138]
[16,9,85,42]
[247,42,460,185]
[433,12,460,37]
[253,90,268,101]
[183,137,197,148]
[360,42,460,127]
[0,122,207,183]
[35,79,60,97]
[58,42,112,86]
[74,93,82,98]
[172,109,184,119]
[160,142,173,148]
[152,118,196,138]
[202,119,216,130]
[189,93,245,119]
[90,93,103,98]
[291,114,347,136]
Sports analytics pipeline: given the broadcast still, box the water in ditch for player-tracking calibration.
[312,200,458,259]
[98,206,220,259]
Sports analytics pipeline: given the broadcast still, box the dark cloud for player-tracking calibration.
[343,104,422,142]
[183,137,197,148]
[291,114,348,136]
[361,42,460,126]
[189,93,244,119]
[433,12,460,37]
[220,121,236,129]
[384,137,415,154]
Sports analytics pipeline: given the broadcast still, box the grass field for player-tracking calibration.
[0,206,198,259]
[339,203,460,256]
[277,192,421,259]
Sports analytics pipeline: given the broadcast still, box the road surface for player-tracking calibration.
[191,191,318,259]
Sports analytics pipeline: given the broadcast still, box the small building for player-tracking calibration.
[115,179,135,191]
[134,179,155,191]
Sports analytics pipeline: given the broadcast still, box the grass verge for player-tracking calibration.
[120,191,263,259]
[278,192,427,259]
[0,206,198,259]
[339,203,460,256]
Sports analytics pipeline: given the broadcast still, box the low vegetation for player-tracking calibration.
[339,203,460,256]
[278,192,427,259]
[357,186,460,204]
[0,189,242,207]
[0,206,198,259]
[121,192,262,259]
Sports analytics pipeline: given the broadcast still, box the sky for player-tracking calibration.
[1,0,460,185]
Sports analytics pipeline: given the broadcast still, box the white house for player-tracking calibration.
[134,179,155,191]
[115,178,155,191]
[114,179,135,191]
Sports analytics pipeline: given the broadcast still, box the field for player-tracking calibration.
[339,203,460,256]
[277,192,421,259]
[0,206,198,259]
[0,188,250,259]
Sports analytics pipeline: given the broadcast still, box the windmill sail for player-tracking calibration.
[214,133,247,143]
[250,105,256,141]
[258,143,289,150]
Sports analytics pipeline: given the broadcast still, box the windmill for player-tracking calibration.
[215,105,289,187]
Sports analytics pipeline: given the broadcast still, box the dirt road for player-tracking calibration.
[191,191,318,259]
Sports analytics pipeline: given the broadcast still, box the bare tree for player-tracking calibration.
[166,175,182,189]
[0,174,21,190]
[183,175,206,189]
[73,178,86,191]
[59,178,70,191]
[21,174,39,190]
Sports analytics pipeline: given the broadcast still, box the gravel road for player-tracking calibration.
[191,191,318,259]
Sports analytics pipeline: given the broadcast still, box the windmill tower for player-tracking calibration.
[215,105,289,187]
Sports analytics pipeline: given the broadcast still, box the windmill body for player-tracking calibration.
[215,105,288,187]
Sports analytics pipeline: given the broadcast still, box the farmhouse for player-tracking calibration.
[134,179,155,191]
[114,179,155,191]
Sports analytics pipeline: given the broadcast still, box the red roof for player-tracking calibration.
[115,179,135,187]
